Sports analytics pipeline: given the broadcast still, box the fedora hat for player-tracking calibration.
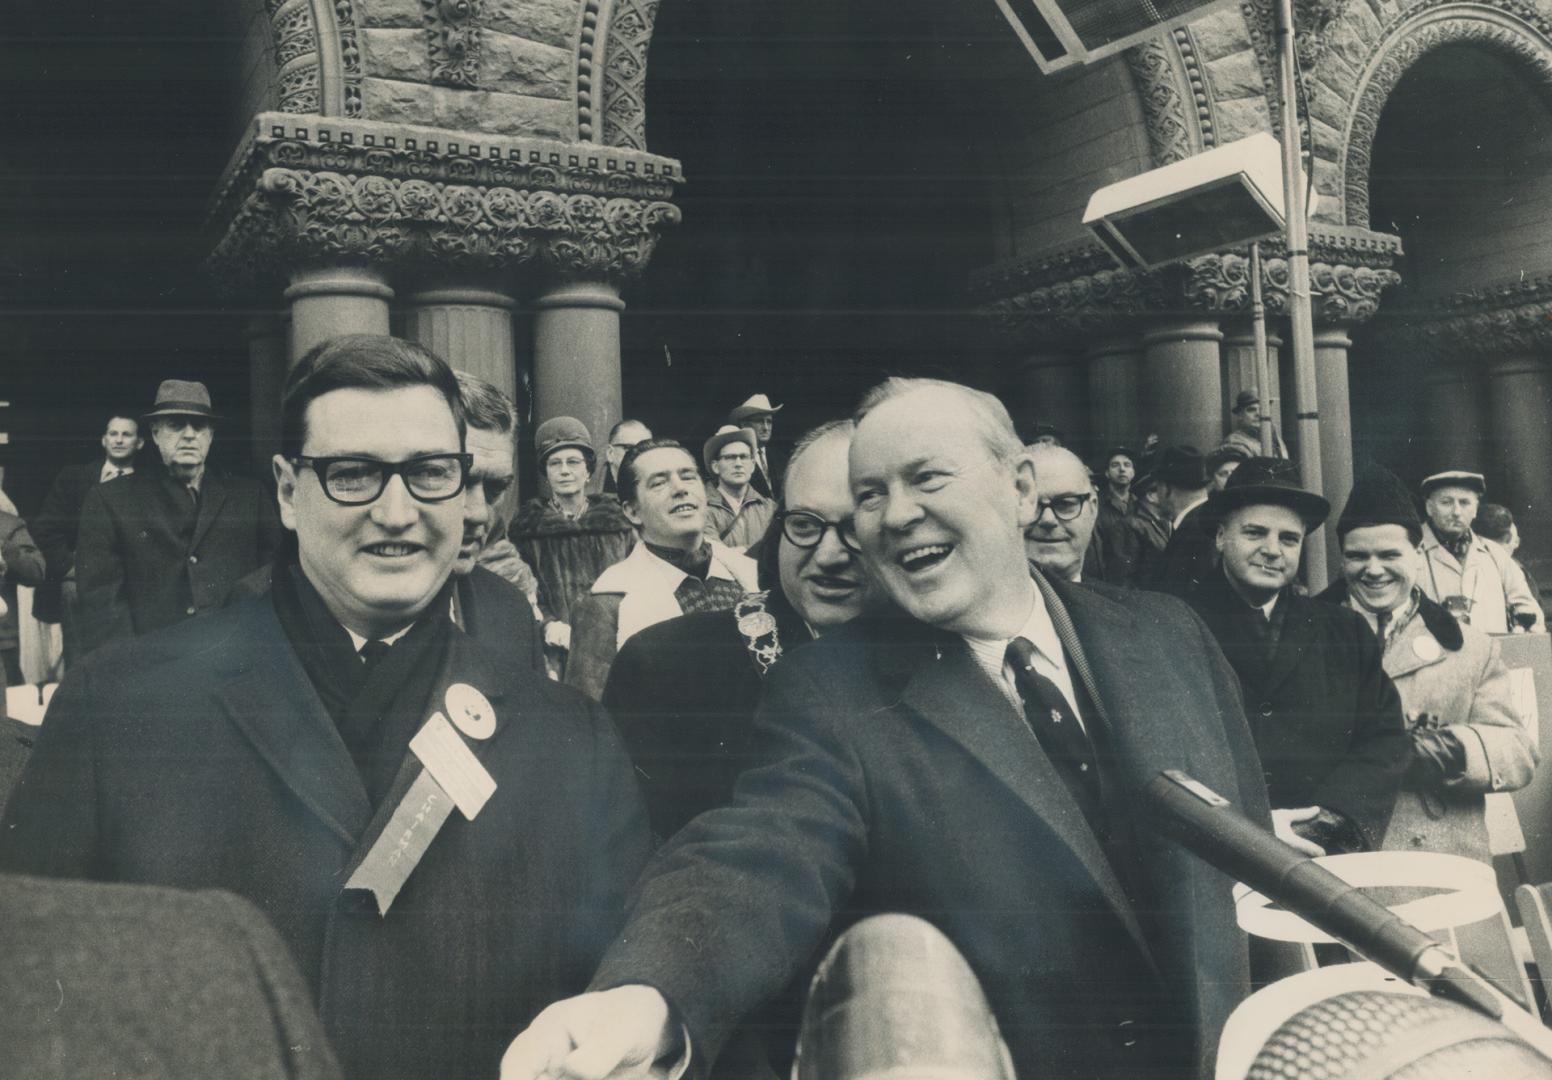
[729,393,784,423]
[703,425,758,471]
[1231,389,1260,414]
[143,380,221,421]
[1209,456,1330,528]
[1153,445,1208,490]
[534,416,595,467]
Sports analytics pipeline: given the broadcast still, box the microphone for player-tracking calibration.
[1142,770,1552,1061]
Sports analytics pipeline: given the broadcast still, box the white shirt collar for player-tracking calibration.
[341,595,457,652]
[960,579,1081,722]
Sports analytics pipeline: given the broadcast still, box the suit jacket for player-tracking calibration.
[0,591,650,1080]
[1,873,341,1080]
[75,469,281,653]
[1189,570,1410,846]
[592,572,1271,1080]
[31,459,117,621]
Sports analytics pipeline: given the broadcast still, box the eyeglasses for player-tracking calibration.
[1034,493,1093,522]
[291,453,473,506]
[778,510,853,551]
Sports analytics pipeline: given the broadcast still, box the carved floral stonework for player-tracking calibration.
[1392,276,1552,358]
[1334,2,1552,227]
[576,0,602,141]
[423,0,484,89]
[334,0,364,116]
[601,0,658,149]
[1127,38,1198,167]
[973,228,1401,345]
[207,115,682,291]
[266,0,363,117]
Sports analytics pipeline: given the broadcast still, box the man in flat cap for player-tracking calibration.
[1320,467,1534,860]
[729,393,782,498]
[75,379,281,655]
[1418,471,1543,634]
[1188,458,1409,854]
[702,424,775,550]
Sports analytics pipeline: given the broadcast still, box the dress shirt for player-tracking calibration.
[963,579,1082,723]
[99,462,134,482]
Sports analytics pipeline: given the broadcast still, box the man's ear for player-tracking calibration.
[134,437,145,451]
[1012,453,1039,528]
[621,498,643,529]
[1215,523,1227,554]
[272,455,300,532]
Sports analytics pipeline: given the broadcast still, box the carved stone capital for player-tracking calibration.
[972,226,1402,346]
[1394,276,1552,359]
[207,114,682,293]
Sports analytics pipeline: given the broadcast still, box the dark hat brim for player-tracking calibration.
[143,404,221,421]
[729,405,782,421]
[1420,475,1486,497]
[539,439,595,465]
[1209,485,1331,529]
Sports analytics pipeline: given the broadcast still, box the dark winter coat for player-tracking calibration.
[508,494,635,626]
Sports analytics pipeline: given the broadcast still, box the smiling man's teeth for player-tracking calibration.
[368,543,417,556]
[900,544,951,571]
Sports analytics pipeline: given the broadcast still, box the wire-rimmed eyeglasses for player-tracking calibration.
[291,453,474,506]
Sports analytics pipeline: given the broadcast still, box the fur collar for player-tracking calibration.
[1315,579,1463,652]
[509,494,633,539]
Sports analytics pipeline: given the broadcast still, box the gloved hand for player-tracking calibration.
[1407,726,1466,787]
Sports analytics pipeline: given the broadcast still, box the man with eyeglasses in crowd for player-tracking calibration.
[602,418,653,495]
[701,424,775,550]
[75,379,281,655]
[0,336,650,1080]
[1024,444,1103,583]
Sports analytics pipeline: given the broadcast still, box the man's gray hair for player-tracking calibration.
[853,377,1023,465]
[455,371,517,435]
[782,419,856,487]
[1027,444,1098,493]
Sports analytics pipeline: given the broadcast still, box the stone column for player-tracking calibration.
[401,285,519,400]
[1313,327,1356,570]
[1015,350,1088,447]
[1086,336,1142,449]
[1141,318,1223,451]
[1418,357,1488,477]
[1221,323,1284,436]
[284,267,394,362]
[532,280,625,448]
[1484,354,1552,583]
[245,315,288,472]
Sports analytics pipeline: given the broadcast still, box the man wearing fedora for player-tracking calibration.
[702,424,775,550]
[75,380,280,655]
[729,393,782,498]
[1220,390,1288,459]
[1187,458,1409,854]
[1417,470,1543,634]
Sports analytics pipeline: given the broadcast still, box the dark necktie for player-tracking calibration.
[358,639,393,681]
[1006,637,1103,823]
[1375,610,1391,643]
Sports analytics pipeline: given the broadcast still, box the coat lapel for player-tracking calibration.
[214,603,373,847]
[190,473,228,552]
[884,605,1157,970]
[1262,594,1315,695]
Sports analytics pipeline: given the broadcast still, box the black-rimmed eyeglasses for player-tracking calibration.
[1034,493,1093,522]
[778,510,854,551]
[291,453,473,506]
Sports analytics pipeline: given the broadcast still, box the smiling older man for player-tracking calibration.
[500,376,1273,1080]
[1,335,649,1080]
[1024,444,1101,583]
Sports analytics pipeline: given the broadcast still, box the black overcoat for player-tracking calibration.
[1187,570,1410,845]
[0,591,650,1080]
[593,572,1271,1080]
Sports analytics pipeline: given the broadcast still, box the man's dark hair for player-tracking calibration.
[1476,503,1516,544]
[281,335,465,457]
[455,371,516,435]
[617,438,692,506]
[104,414,139,433]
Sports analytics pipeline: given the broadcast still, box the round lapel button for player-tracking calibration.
[445,683,496,740]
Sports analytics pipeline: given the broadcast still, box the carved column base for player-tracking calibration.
[533,281,625,447]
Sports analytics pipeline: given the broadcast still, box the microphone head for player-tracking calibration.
[793,913,1015,1080]
[1246,990,1547,1079]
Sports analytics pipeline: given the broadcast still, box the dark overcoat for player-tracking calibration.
[30,459,113,622]
[75,469,281,652]
[0,591,650,1080]
[1,873,341,1080]
[1188,569,1410,846]
[1153,501,1218,596]
[592,572,1272,1080]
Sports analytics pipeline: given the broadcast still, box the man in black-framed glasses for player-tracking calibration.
[2,334,650,1080]
[1021,444,1101,583]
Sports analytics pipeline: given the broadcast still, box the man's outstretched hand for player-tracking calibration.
[500,985,677,1080]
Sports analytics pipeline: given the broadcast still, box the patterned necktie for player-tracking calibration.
[1006,636,1102,822]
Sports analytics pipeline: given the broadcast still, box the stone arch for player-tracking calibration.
[1323,0,1552,227]
[258,0,364,117]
